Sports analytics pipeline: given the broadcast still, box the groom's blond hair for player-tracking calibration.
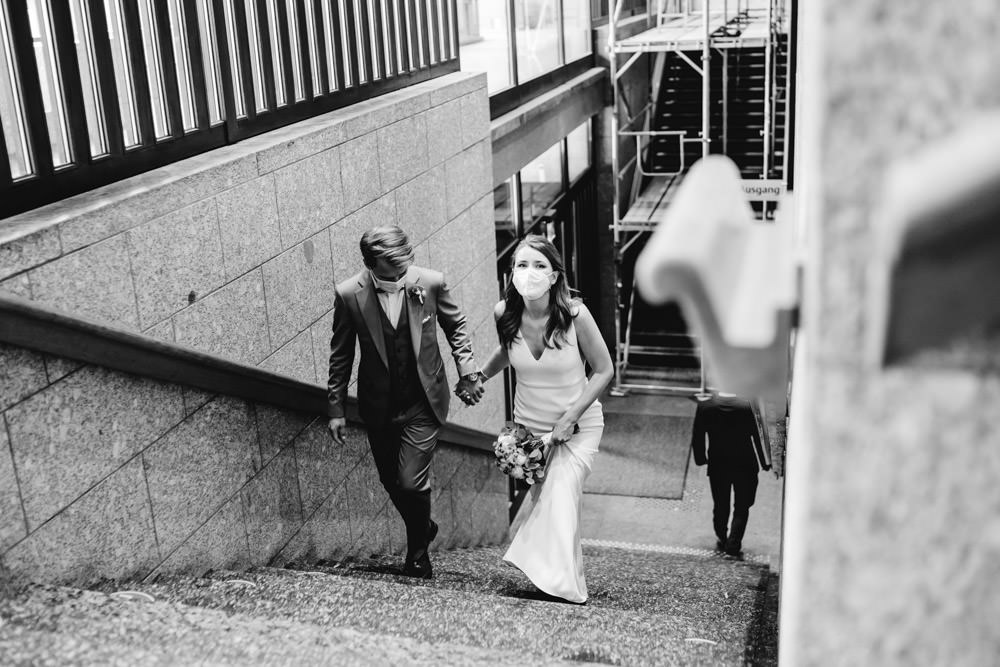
[360,226,414,270]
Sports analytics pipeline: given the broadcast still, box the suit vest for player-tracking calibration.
[377,300,423,416]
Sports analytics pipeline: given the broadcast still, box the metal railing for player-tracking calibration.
[0,0,459,219]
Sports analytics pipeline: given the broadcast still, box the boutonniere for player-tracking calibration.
[408,285,426,305]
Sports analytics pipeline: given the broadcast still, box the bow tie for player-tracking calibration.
[375,285,402,295]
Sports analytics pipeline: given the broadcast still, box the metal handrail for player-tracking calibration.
[0,292,495,452]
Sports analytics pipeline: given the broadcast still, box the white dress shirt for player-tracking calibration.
[376,286,405,329]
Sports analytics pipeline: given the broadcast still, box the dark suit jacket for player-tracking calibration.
[327,265,477,425]
[691,396,770,476]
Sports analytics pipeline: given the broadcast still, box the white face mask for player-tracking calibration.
[371,270,405,294]
[512,267,553,300]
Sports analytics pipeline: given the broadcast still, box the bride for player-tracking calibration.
[477,235,614,603]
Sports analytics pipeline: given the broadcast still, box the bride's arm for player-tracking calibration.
[551,304,613,444]
[480,301,510,381]
[481,344,509,380]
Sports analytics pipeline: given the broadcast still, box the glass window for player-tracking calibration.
[514,0,560,83]
[562,0,590,62]
[520,140,563,225]
[566,119,590,183]
[457,0,511,93]
[494,177,517,258]
[0,1,32,176]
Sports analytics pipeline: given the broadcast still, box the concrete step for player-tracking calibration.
[0,583,549,666]
[113,543,773,665]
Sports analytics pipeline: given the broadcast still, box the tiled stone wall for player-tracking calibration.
[0,70,505,435]
[0,343,508,585]
[782,1,1000,665]
[0,71,511,585]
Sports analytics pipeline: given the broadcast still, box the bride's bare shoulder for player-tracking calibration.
[493,300,506,321]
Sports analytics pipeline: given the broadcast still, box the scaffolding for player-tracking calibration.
[608,0,789,396]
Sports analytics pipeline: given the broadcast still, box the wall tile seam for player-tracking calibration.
[138,451,165,562]
[0,271,34,299]
[288,432,307,527]
[8,443,155,546]
[261,126,384,177]
[297,453,366,526]
[123,231,147,331]
[0,361,86,415]
[2,413,30,544]
[146,487,253,577]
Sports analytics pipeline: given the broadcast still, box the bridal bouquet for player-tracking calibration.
[492,423,548,485]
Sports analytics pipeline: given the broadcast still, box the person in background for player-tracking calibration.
[691,391,771,559]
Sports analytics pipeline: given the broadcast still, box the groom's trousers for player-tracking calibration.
[366,400,440,559]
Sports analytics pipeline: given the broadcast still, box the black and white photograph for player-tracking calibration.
[1,0,997,664]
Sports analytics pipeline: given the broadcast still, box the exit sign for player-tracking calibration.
[742,179,786,201]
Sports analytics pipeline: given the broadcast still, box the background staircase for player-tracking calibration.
[1,544,779,665]
[619,37,789,392]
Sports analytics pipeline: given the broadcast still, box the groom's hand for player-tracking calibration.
[454,374,484,406]
[327,417,346,446]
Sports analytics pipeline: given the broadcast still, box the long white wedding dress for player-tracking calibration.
[503,319,604,603]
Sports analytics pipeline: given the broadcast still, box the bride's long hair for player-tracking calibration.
[497,235,578,350]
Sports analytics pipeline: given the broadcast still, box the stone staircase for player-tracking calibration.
[0,544,778,665]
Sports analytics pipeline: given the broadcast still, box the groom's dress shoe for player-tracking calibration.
[403,552,433,579]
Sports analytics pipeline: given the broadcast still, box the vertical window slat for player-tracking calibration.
[0,0,26,179]
[85,0,124,154]
[28,0,73,166]
[276,0,299,102]
[265,0,287,106]
[136,0,170,139]
[242,0,267,113]
[307,0,326,95]
[340,0,357,88]
[6,0,54,175]
[254,0,277,110]
[415,0,428,68]
[182,0,211,129]
[369,0,385,79]
[208,0,237,133]
[64,0,108,158]
[354,0,371,84]
[321,0,340,91]
[151,0,185,138]
[166,0,197,130]
[382,0,396,77]
[119,0,156,145]
[425,0,438,65]
[230,0,258,118]
[294,0,314,99]
[393,0,408,74]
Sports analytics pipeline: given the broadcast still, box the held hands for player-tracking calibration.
[454,374,485,406]
[327,417,346,446]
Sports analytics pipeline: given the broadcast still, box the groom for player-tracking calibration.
[326,225,485,578]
